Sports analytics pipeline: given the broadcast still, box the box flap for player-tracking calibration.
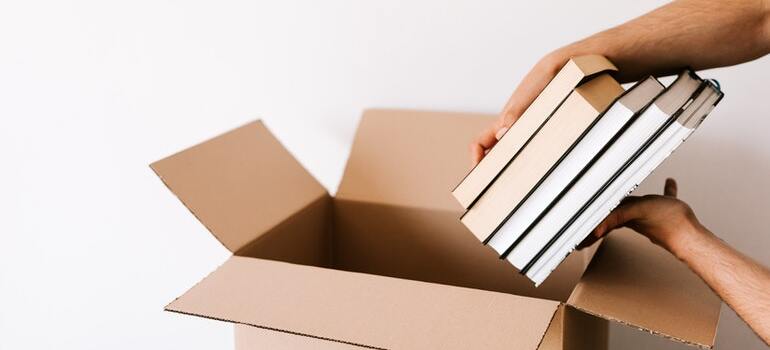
[235,324,364,350]
[537,305,608,350]
[151,121,327,252]
[167,256,560,350]
[567,230,721,348]
[337,109,492,211]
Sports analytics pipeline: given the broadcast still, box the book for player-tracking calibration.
[495,70,721,285]
[450,54,724,286]
[525,78,722,285]
[460,73,624,242]
[451,55,617,209]
[487,76,665,256]
[503,71,701,272]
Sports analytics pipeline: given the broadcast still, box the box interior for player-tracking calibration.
[152,109,721,349]
[227,109,599,302]
[235,194,597,303]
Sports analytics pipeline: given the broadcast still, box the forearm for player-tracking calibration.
[671,224,770,345]
[552,0,770,82]
[479,0,770,162]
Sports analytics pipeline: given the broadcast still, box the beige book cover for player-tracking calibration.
[452,55,617,209]
[461,73,623,242]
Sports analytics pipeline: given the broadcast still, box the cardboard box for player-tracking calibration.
[151,109,721,349]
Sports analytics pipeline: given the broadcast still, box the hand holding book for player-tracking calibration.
[472,0,770,164]
[577,177,701,255]
[582,178,770,346]
[463,0,770,342]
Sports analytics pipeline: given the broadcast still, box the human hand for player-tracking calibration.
[470,52,569,164]
[470,0,770,165]
[579,178,704,255]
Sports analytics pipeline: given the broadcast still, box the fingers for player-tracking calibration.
[578,196,643,249]
[470,144,484,165]
[577,232,601,250]
[499,104,525,130]
[494,126,509,141]
[579,220,613,249]
[471,54,565,164]
[470,128,500,165]
[664,178,678,197]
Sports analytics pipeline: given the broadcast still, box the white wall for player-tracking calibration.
[1,1,767,349]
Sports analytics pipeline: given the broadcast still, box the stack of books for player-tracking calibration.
[454,55,723,286]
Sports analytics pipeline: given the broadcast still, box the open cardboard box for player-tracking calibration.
[152,109,722,350]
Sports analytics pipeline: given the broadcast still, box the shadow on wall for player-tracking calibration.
[610,135,769,349]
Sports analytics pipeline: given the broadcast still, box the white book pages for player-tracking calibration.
[487,102,635,255]
[528,124,693,285]
[528,90,720,285]
[529,122,688,284]
[506,105,671,270]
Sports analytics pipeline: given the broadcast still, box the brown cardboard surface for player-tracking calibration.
[235,195,332,267]
[537,305,608,350]
[153,110,722,349]
[562,305,608,350]
[151,121,328,252]
[567,230,721,348]
[336,109,492,212]
[167,256,561,350]
[234,324,364,350]
[537,304,565,350]
[332,198,593,302]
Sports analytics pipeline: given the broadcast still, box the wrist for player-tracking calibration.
[666,219,712,262]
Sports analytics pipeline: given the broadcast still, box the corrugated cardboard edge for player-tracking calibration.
[163,257,382,350]
[167,301,559,350]
[153,114,557,350]
[169,313,384,350]
[164,255,562,350]
[150,164,230,249]
[233,324,374,350]
[566,304,713,349]
[536,304,564,350]
[567,232,720,349]
[150,119,328,253]
[151,161,329,254]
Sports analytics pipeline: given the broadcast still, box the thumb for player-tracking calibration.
[578,196,642,249]
[664,177,678,197]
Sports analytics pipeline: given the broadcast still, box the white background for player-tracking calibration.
[1,0,768,349]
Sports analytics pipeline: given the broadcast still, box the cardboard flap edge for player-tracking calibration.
[567,231,720,348]
[565,304,712,349]
[151,120,328,252]
[167,255,561,350]
[164,308,382,350]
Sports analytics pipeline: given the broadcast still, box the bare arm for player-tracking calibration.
[680,225,770,345]
[472,0,770,163]
[561,0,770,82]
[586,179,770,345]
[473,1,770,341]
